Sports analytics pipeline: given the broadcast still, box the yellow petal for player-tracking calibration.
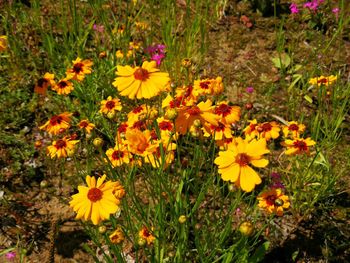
[239,166,261,192]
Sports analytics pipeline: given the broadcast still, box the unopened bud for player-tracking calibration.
[178,215,187,224]
[93,137,104,148]
[239,221,254,236]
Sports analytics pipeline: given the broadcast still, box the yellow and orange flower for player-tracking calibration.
[193,76,224,96]
[139,226,155,245]
[52,78,74,95]
[214,137,270,192]
[145,138,177,168]
[112,61,170,99]
[78,120,95,134]
[110,227,125,244]
[244,120,280,141]
[214,101,241,124]
[69,175,121,225]
[282,137,316,155]
[66,57,93,81]
[0,35,7,51]
[175,99,219,135]
[106,144,130,167]
[257,188,290,216]
[100,96,123,115]
[34,73,55,95]
[125,129,159,157]
[309,75,337,87]
[282,121,306,138]
[47,136,79,158]
[203,122,233,141]
[40,112,72,135]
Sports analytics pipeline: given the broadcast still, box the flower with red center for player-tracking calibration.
[256,122,280,141]
[175,99,219,135]
[69,175,121,225]
[282,121,306,138]
[145,137,177,168]
[0,35,7,52]
[109,227,125,244]
[214,137,270,192]
[193,76,224,96]
[125,129,159,157]
[257,188,290,216]
[282,137,316,155]
[203,122,233,141]
[34,73,55,95]
[47,136,79,158]
[139,226,155,245]
[52,78,74,95]
[66,57,93,82]
[113,61,170,99]
[106,144,130,167]
[214,101,241,124]
[100,96,122,114]
[40,112,72,135]
[309,75,337,87]
[78,119,95,134]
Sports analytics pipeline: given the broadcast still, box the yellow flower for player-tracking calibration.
[309,75,337,87]
[99,96,123,115]
[214,137,270,192]
[193,76,224,96]
[40,112,72,135]
[125,129,159,157]
[116,50,124,58]
[112,61,170,99]
[34,73,55,95]
[69,175,120,225]
[109,227,125,244]
[257,188,290,216]
[282,121,306,138]
[52,78,74,95]
[47,136,79,158]
[66,57,93,82]
[106,144,130,167]
[0,35,7,51]
[78,120,95,134]
[214,101,241,124]
[203,122,233,141]
[282,137,316,155]
[244,120,280,141]
[139,226,155,245]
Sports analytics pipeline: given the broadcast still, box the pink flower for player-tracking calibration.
[246,86,254,93]
[290,3,299,14]
[332,7,340,14]
[6,251,16,261]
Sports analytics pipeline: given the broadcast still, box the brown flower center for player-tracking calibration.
[132,106,144,113]
[199,81,210,90]
[134,68,149,81]
[87,187,103,202]
[37,78,48,87]
[79,121,88,128]
[73,63,84,73]
[293,140,308,151]
[317,78,328,84]
[288,124,299,131]
[184,86,193,97]
[106,100,116,110]
[55,139,67,149]
[187,106,201,116]
[214,104,231,117]
[50,115,63,125]
[260,123,272,132]
[112,150,124,160]
[266,195,277,206]
[236,153,251,166]
[58,81,68,89]
[159,121,173,131]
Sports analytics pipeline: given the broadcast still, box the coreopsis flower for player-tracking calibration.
[127,104,150,124]
[243,119,259,139]
[256,122,281,141]
[66,57,93,81]
[193,77,224,96]
[282,121,306,138]
[40,112,72,135]
[78,120,95,134]
[309,75,337,87]
[112,61,170,99]
[99,96,122,115]
[257,188,290,216]
[214,101,241,124]
[145,140,177,168]
[52,78,74,95]
[69,175,120,225]
[156,117,175,137]
[106,144,130,167]
[175,85,198,105]
[175,99,219,135]
[0,35,7,51]
[34,73,55,95]
[47,136,79,158]
[112,181,126,200]
[214,137,270,192]
[139,226,155,245]
[125,129,159,157]
[282,137,316,155]
[203,122,233,141]
[109,227,125,244]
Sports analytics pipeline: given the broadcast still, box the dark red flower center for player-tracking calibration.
[288,124,299,131]
[55,139,67,149]
[87,187,103,202]
[184,86,193,97]
[260,123,272,132]
[73,63,84,73]
[200,81,210,89]
[317,78,328,84]
[132,106,144,113]
[212,122,225,132]
[133,120,146,130]
[141,228,151,237]
[159,121,173,131]
[106,101,116,110]
[134,68,149,81]
[266,195,277,206]
[293,140,308,151]
[112,150,124,160]
[118,123,128,133]
[187,106,201,116]
[169,97,185,108]
[79,121,88,128]
[50,115,63,125]
[58,81,68,89]
[214,104,231,117]
[236,153,250,166]
[37,78,48,87]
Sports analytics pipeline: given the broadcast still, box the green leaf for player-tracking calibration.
[304,95,313,104]
[272,53,291,69]
[249,241,270,263]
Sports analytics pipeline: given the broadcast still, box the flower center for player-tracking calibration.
[187,106,201,116]
[293,140,308,151]
[37,78,48,87]
[132,120,146,130]
[317,78,328,84]
[55,139,67,149]
[212,122,225,132]
[288,124,299,131]
[184,86,193,97]
[73,63,84,73]
[236,153,251,166]
[79,121,88,127]
[214,104,231,117]
[87,187,103,202]
[106,100,116,110]
[58,81,68,89]
[132,106,144,113]
[134,68,149,81]
[266,195,277,206]
[118,123,128,133]
[260,123,272,132]
[112,150,124,160]
[200,81,210,90]
[50,115,63,125]
[159,121,173,131]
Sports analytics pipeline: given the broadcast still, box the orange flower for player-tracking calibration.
[40,112,72,135]
[257,188,290,216]
[125,129,159,157]
[282,137,316,155]
[282,121,306,138]
[52,78,74,95]
[214,101,241,124]
[34,73,55,95]
[100,96,122,115]
[78,120,95,134]
[106,144,130,167]
[203,122,233,141]
[66,57,93,81]
[47,136,79,158]
[139,226,155,245]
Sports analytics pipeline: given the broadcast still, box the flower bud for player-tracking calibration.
[98,225,107,234]
[239,221,254,236]
[93,137,104,148]
[107,111,116,119]
[178,215,187,224]
[165,108,178,120]
[137,237,146,247]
